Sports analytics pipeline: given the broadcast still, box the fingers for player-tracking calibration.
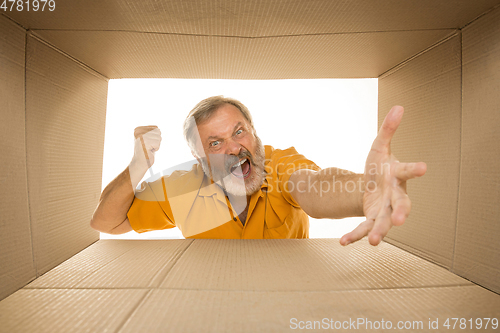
[340,219,374,246]
[134,125,159,139]
[340,208,396,247]
[371,106,404,152]
[368,198,393,246]
[342,186,410,247]
[394,162,427,181]
[132,127,162,169]
[139,136,152,168]
[137,128,162,152]
[390,186,411,226]
[367,179,413,245]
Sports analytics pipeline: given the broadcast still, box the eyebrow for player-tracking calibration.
[206,122,244,143]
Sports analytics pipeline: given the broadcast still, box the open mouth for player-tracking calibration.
[229,158,251,179]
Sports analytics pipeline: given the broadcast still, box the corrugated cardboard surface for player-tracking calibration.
[7,0,499,34]
[121,287,498,333]
[0,289,148,332]
[30,29,454,79]
[378,35,462,268]
[25,240,193,289]
[0,15,35,301]
[160,239,468,291]
[1,239,499,333]
[25,35,108,276]
[7,1,500,79]
[455,6,500,293]
[1,0,498,315]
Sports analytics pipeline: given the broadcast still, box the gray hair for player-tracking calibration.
[183,96,255,153]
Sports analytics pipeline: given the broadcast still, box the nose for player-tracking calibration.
[225,138,242,156]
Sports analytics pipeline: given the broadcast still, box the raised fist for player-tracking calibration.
[132,126,162,172]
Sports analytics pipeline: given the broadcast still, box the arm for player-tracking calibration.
[90,126,161,234]
[289,168,364,219]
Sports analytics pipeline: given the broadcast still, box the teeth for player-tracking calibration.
[234,158,247,168]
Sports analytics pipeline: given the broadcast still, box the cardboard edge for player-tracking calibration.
[149,239,195,287]
[451,30,463,274]
[384,237,453,270]
[0,14,35,301]
[452,5,500,295]
[460,3,500,29]
[0,12,27,30]
[27,31,109,82]
[378,30,460,79]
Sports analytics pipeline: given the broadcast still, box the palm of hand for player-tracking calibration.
[363,151,405,242]
[340,106,426,246]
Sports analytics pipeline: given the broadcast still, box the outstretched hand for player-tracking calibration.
[340,106,427,246]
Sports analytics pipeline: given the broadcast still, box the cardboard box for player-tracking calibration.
[2,239,500,332]
[1,1,499,331]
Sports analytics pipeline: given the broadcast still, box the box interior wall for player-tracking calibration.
[1,1,499,304]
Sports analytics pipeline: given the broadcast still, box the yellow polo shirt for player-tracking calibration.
[127,146,320,239]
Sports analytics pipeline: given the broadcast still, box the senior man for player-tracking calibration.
[91,96,426,245]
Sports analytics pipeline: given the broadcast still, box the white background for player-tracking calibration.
[100,78,378,239]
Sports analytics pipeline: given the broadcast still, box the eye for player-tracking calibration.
[235,129,243,135]
[210,140,220,147]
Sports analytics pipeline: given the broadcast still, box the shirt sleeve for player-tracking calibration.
[127,177,176,233]
[270,147,321,208]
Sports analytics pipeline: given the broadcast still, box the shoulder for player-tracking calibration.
[265,145,301,161]
[264,145,321,180]
[265,145,313,168]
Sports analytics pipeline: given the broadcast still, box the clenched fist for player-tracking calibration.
[131,125,162,175]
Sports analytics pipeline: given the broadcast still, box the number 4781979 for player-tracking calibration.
[1,0,55,11]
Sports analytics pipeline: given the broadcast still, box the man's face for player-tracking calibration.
[194,103,265,196]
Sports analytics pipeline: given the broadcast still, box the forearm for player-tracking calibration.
[90,161,147,233]
[291,168,364,219]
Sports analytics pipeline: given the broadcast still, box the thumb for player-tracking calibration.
[371,106,404,152]
[139,136,152,167]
